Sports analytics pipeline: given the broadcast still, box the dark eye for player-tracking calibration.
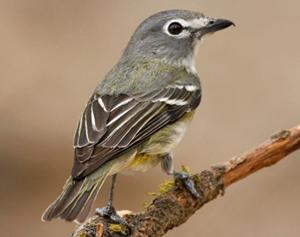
[167,22,184,35]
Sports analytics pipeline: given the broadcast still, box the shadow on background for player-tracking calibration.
[1,1,300,236]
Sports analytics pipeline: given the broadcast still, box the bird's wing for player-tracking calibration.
[72,85,201,179]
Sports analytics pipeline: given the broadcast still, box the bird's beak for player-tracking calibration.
[201,18,235,34]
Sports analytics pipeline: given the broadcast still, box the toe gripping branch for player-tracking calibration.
[95,206,132,236]
[96,206,128,226]
[173,164,226,201]
[173,171,202,198]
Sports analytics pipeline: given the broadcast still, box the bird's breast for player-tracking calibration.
[127,111,195,172]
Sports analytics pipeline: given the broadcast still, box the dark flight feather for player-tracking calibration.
[72,85,201,180]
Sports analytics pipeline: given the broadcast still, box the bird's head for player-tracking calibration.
[123,9,234,73]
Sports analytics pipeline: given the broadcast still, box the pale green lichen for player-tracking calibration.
[181,165,191,174]
[109,223,128,235]
[142,165,194,209]
[142,180,175,210]
[142,200,150,209]
[158,180,175,195]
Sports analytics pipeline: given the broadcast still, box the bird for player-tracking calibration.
[42,9,234,225]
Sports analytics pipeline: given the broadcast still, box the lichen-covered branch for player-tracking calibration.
[72,125,300,237]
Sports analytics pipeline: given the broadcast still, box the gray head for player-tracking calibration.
[123,9,234,73]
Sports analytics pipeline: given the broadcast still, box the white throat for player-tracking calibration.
[179,54,197,75]
[174,41,201,75]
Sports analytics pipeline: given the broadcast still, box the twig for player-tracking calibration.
[72,125,300,237]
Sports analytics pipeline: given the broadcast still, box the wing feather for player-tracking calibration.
[72,85,201,179]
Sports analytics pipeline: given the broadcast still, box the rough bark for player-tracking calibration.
[72,125,300,237]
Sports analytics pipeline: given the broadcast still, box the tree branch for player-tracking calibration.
[72,125,300,237]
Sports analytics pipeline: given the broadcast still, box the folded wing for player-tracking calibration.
[72,85,201,180]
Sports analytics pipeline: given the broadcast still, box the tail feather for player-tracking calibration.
[60,190,91,221]
[42,170,109,223]
[59,180,101,222]
[75,182,102,223]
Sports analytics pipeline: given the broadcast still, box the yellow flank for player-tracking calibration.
[128,153,161,172]
[127,110,196,172]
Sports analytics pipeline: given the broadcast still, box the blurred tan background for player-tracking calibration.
[1,0,300,236]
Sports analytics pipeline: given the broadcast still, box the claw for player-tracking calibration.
[96,205,130,228]
[173,171,201,198]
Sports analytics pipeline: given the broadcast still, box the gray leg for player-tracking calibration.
[107,173,117,208]
[161,153,201,198]
[95,174,129,226]
[161,152,174,175]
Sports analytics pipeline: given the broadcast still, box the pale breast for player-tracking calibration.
[124,111,195,173]
[138,111,195,156]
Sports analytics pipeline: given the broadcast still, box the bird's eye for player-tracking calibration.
[167,22,184,35]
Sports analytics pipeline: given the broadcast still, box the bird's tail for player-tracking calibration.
[42,169,110,223]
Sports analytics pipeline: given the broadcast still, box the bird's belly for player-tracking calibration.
[128,111,195,172]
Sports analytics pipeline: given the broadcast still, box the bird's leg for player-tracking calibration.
[107,173,117,211]
[95,174,129,227]
[161,153,201,198]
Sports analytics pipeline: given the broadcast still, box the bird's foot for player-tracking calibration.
[173,171,201,198]
[95,205,130,229]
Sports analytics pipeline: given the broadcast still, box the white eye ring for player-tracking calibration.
[163,18,190,38]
